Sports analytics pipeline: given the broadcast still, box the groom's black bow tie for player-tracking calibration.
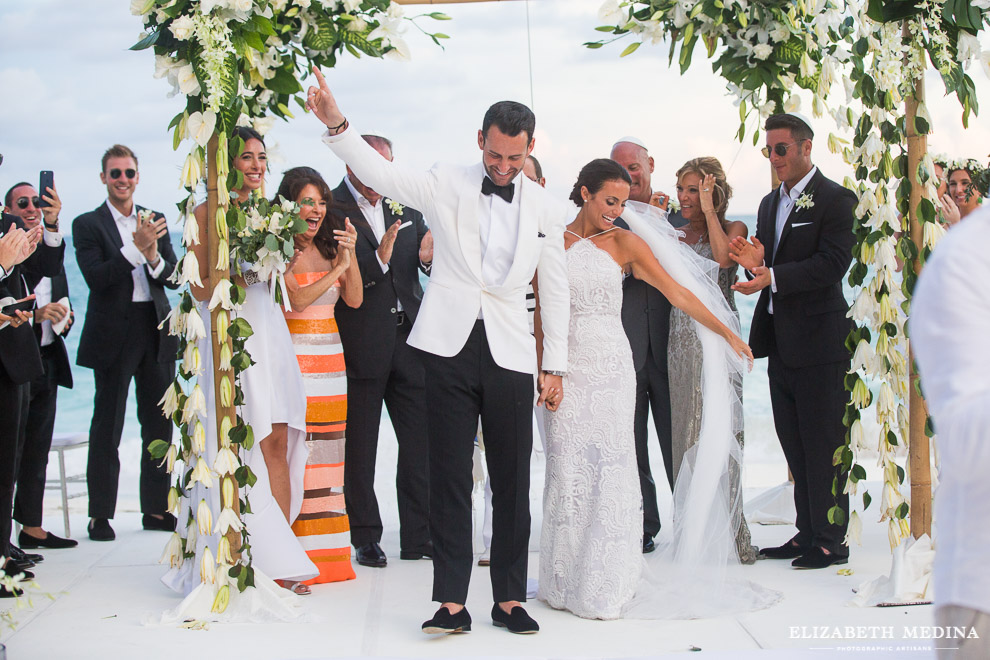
[481,176,514,204]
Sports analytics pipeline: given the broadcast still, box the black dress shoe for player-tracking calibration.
[491,604,539,634]
[792,547,849,570]
[422,606,471,634]
[19,530,78,549]
[0,583,23,598]
[1,561,33,581]
[642,534,656,554]
[8,545,42,564]
[143,513,177,531]
[355,542,387,567]
[88,518,116,542]
[759,540,809,560]
[400,542,433,560]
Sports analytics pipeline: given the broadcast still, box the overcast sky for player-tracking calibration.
[2,0,989,227]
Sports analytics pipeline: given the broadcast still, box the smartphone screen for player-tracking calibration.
[39,171,54,209]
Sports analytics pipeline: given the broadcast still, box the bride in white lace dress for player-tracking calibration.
[536,159,761,620]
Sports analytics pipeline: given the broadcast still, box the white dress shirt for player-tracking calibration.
[106,201,165,302]
[912,205,990,616]
[33,276,55,346]
[768,165,817,313]
[477,175,521,318]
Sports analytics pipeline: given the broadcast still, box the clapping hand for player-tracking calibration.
[731,265,771,295]
[133,213,167,263]
[419,229,433,265]
[332,218,357,270]
[0,228,29,271]
[377,219,400,265]
[728,235,765,271]
[306,66,347,131]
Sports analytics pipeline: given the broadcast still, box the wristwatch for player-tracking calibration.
[542,370,566,377]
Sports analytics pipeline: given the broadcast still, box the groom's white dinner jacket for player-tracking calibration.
[323,127,569,375]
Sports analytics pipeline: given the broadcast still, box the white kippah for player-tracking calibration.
[784,112,813,134]
[612,136,649,153]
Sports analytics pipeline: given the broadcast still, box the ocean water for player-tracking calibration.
[51,213,794,509]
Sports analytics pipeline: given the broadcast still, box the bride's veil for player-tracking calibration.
[619,201,780,619]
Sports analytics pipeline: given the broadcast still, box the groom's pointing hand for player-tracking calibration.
[306,66,347,131]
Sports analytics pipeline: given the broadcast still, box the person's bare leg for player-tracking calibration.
[260,423,290,521]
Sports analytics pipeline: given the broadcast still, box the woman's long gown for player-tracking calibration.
[668,241,758,564]
[539,235,641,620]
[283,272,356,584]
[163,278,318,595]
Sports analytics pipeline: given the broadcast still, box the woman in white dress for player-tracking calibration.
[536,159,762,620]
[164,127,317,596]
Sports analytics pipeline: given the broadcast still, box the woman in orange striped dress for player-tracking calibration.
[278,167,363,589]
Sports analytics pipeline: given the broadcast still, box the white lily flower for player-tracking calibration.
[855,187,878,219]
[160,444,178,474]
[180,149,204,189]
[252,116,276,136]
[220,417,234,449]
[220,375,233,407]
[216,536,234,564]
[214,447,240,476]
[923,220,946,249]
[185,517,199,553]
[783,94,801,113]
[851,339,876,374]
[182,211,200,247]
[192,419,207,455]
[167,486,181,515]
[878,293,897,326]
[185,306,207,343]
[177,251,204,288]
[215,506,243,536]
[201,0,231,12]
[216,310,229,344]
[200,545,216,584]
[759,100,776,119]
[182,343,202,377]
[190,455,214,488]
[845,511,863,546]
[169,15,196,41]
[182,385,206,425]
[875,238,898,272]
[957,32,981,64]
[851,378,871,409]
[209,279,234,311]
[851,418,869,452]
[799,52,816,79]
[197,499,213,536]
[769,23,789,43]
[877,381,897,420]
[820,55,837,93]
[159,383,180,418]
[860,133,883,169]
[219,343,233,371]
[848,286,877,323]
[130,0,155,16]
[186,111,217,149]
[222,476,236,509]
[159,532,184,568]
[231,0,252,11]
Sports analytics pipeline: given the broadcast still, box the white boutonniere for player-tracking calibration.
[138,209,155,223]
[385,198,404,216]
[795,192,815,211]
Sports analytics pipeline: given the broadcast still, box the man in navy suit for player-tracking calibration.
[4,181,76,550]
[72,144,179,542]
[730,113,856,570]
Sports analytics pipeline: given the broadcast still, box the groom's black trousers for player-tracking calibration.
[421,321,533,604]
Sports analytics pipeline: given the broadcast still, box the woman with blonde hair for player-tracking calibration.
[667,156,757,564]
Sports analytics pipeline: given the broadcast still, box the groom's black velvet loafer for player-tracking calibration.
[491,604,539,634]
[759,540,808,560]
[791,547,849,569]
[422,606,471,634]
[642,534,656,554]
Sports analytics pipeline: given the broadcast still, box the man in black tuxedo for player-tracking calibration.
[331,133,433,568]
[0,192,64,594]
[72,144,179,542]
[4,182,77,550]
[730,113,856,570]
[609,137,676,554]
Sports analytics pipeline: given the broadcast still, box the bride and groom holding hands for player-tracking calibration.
[307,67,795,631]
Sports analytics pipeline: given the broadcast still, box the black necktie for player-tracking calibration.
[481,176,514,204]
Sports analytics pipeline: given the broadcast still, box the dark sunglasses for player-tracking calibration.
[109,168,137,180]
[761,139,808,158]
[16,196,41,210]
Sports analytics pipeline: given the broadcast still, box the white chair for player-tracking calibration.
[46,432,89,537]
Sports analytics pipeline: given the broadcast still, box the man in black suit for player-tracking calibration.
[730,113,856,570]
[72,144,179,542]
[4,182,77,550]
[0,189,64,594]
[330,133,433,568]
[609,137,676,554]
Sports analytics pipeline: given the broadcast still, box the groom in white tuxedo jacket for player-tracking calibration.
[308,69,569,634]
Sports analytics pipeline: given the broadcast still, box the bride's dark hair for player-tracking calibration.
[569,158,632,206]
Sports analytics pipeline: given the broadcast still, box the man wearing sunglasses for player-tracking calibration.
[729,113,857,570]
[3,181,77,552]
[0,165,65,594]
[72,144,179,542]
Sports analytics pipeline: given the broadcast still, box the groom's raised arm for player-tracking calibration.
[535,204,569,373]
[309,67,439,214]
